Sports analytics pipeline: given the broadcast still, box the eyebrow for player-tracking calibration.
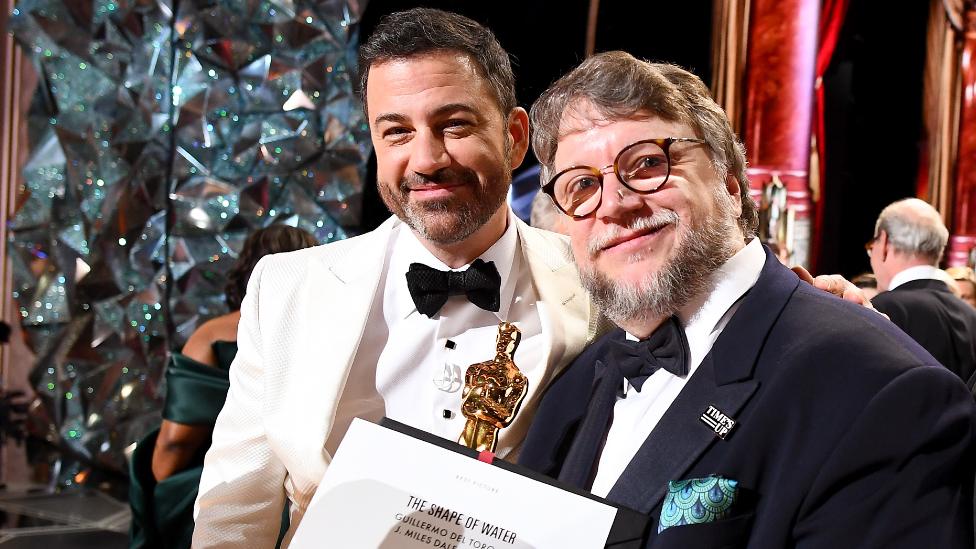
[430,103,481,119]
[373,112,408,126]
[372,103,482,127]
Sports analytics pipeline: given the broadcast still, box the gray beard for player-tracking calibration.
[580,200,741,326]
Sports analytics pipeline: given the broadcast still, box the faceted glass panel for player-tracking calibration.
[8,0,369,486]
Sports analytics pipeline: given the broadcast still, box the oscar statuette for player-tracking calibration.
[457,322,528,452]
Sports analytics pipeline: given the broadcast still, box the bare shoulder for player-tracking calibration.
[180,311,241,366]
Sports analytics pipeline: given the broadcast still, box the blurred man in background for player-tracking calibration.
[869,198,976,384]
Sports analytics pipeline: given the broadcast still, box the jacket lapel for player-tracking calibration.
[518,218,597,374]
[606,247,799,514]
[261,218,397,497]
[558,357,624,488]
[315,217,397,423]
[606,355,758,513]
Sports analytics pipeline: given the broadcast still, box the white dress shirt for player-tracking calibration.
[325,211,544,456]
[590,238,765,497]
[888,264,955,290]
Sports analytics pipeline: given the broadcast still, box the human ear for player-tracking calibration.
[507,107,530,170]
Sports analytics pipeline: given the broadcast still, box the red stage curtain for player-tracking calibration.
[812,0,850,271]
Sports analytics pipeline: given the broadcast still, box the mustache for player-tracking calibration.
[399,167,480,192]
[587,210,680,255]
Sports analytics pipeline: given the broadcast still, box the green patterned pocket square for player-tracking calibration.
[658,476,738,533]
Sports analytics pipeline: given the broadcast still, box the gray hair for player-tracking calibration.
[874,198,948,263]
[358,8,517,117]
[530,51,757,237]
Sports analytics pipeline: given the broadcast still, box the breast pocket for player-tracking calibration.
[651,511,755,549]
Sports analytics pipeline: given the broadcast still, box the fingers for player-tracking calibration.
[841,283,870,304]
[797,268,888,319]
[820,275,861,303]
[794,267,874,305]
[791,265,815,284]
[812,275,844,296]
[804,271,880,312]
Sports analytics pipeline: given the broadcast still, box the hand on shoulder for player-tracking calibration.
[791,265,887,319]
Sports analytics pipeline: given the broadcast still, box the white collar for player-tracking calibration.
[626,237,765,344]
[678,237,765,338]
[888,264,953,290]
[389,209,519,321]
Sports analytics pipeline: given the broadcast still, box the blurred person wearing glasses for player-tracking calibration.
[518,52,976,548]
[868,198,976,385]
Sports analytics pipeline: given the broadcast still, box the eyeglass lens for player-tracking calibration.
[552,140,671,217]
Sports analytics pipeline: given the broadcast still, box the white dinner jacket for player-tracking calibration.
[192,214,604,547]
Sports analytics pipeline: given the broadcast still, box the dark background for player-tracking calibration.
[819,0,930,277]
[357,1,930,279]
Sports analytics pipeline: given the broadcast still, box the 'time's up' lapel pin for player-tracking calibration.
[700,405,737,439]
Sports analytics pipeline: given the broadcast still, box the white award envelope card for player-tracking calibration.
[290,418,617,548]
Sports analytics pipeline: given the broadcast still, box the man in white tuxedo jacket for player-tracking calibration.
[192,8,603,547]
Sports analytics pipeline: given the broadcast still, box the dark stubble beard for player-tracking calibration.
[579,185,742,327]
[377,151,512,245]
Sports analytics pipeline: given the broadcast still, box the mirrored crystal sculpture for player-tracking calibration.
[8,0,370,485]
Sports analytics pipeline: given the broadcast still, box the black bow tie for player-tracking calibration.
[405,259,501,318]
[607,316,690,392]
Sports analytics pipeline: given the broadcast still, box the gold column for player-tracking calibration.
[740,0,820,268]
[711,0,751,134]
[713,0,820,267]
[923,0,963,217]
[1,0,22,382]
[1,0,38,484]
[943,1,976,266]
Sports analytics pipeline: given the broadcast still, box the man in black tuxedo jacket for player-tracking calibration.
[518,51,976,548]
[869,198,976,385]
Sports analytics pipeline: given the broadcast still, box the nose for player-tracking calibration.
[593,170,643,219]
[407,130,452,175]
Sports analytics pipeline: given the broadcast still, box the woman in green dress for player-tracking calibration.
[129,225,318,549]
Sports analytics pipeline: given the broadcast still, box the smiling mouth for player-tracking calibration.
[589,210,681,255]
[600,223,672,252]
[407,182,464,192]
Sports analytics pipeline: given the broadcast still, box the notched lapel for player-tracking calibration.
[293,220,394,446]
[327,217,397,284]
[321,225,390,366]
[712,247,799,385]
[558,360,623,488]
[607,355,758,514]
[519,221,592,375]
[519,335,615,481]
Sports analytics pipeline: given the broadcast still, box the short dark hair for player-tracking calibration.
[224,225,318,311]
[358,8,517,116]
[531,51,758,238]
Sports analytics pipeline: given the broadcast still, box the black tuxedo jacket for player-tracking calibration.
[519,249,976,548]
[872,278,976,384]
